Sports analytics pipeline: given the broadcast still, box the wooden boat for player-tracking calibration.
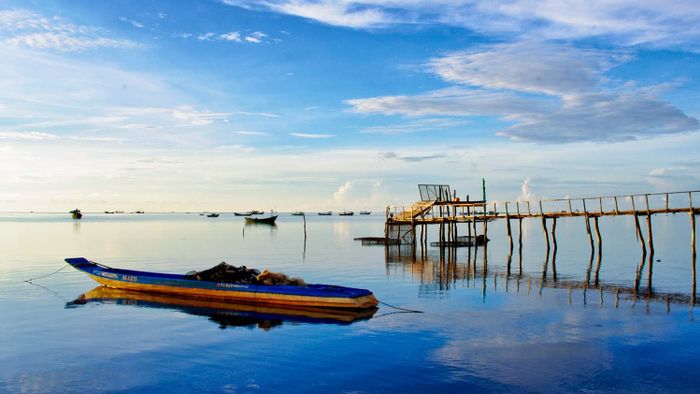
[67,286,377,327]
[359,211,371,215]
[69,209,82,219]
[244,215,277,224]
[290,211,304,216]
[318,211,332,216]
[234,211,253,216]
[207,213,220,218]
[251,210,265,215]
[339,211,354,216]
[65,257,378,309]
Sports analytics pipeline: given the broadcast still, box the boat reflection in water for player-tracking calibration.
[67,286,377,330]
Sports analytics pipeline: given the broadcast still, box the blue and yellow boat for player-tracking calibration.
[65,257,378,309]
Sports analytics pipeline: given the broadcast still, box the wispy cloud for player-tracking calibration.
[118,16,144,29]
[177,30,275,44]
[234,130,268,136]
[361,118,468,134]
[244,31,267,43]
[222,0,700,48]
[223,0,390,29]
[290,132,334,139]
[0,9,138,51]
[236,111,280,118]
[220,31,241,42]
[0,131,59,140]
[378,151,447,162]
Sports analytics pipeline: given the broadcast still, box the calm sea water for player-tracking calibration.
[1,212,698,393]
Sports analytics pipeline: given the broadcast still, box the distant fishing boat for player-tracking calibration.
[104,211,115,214]
[234,211,253,216]
[251,210,265,215]
[135,211,144,214]
[69,209,82,219]
[318,211,332,216]
[359,211,371,215]
[207,213,220,218]
[291,211,304,216]
[64,257,378,309]
[339,211,354,216]
[245,215,277,224]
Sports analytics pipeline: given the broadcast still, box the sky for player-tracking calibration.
[0,0,699,212]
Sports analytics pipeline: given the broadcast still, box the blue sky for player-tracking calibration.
[1,0,699,211]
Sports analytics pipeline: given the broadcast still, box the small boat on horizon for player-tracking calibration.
[245,215,278,224]
[339,211,354,216]
[251,210,265,215]
[69,209,82,219]
[291,211,304,216]
[318,211,332,216]
[359,211,371,215]
[207,213,220,218]
[64,257,378,309]
[234,211,253,216]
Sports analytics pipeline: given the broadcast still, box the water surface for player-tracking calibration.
[1,213,698,392]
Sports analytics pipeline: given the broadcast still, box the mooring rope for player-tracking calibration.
[378,300,423,313]
[24,264,70,283]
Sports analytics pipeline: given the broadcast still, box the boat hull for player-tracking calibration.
[66,257,377,309]
[244,215,277,224]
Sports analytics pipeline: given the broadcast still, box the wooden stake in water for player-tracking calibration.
[631,196,647,257]
[690,192,696,305]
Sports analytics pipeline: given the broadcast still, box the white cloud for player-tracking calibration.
[0,131,59,140]
[289,132,334,138]
[220,31,241,42]
[118,17,144,29]
[171,106,230,126]
[224,0,391,29]
[333,181,353,204]
[236,111,280,118]
[517,177,534,201]
[0,9,137,52]
[197,32,215,41]
[347,87,553,117]
[348,42,699,143]
[429,42,626,96]
[649,168,669,177]
[244,31,267,43]
[361,118,468,134]
[222,0,700,48]
[234,130,268,136]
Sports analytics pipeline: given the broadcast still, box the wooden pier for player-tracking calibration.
[385,184,700,303]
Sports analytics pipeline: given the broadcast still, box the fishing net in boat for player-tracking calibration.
[185,262,260,284]
[185,262,306,286]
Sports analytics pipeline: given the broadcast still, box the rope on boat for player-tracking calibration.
[24,263,70,283]
[378,300,423,313]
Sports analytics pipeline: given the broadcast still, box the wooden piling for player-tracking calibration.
[645,194,655,257]
[550,217,557,281]
[540,201,550,254]
[691,192,696,305]
[505,202,513,252]
[518,217,523,275]
[593,216,602,287]
[631,196,647,257]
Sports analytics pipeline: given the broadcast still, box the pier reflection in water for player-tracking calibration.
[384,238,696,308]
[67,287,377,330]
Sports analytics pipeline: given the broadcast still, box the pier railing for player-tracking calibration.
[387,190,700,222]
